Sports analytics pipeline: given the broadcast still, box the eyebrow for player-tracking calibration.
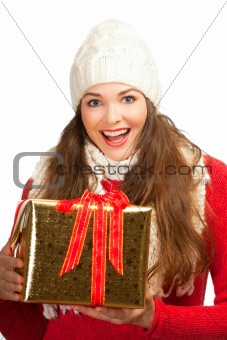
[83,88,142,98]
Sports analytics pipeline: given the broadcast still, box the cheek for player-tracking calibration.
[81,114,90,130]
[81,106,103,132]
[133,106,147,128]
[81,111,95,131]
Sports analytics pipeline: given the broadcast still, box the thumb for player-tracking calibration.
[1,239,12,255]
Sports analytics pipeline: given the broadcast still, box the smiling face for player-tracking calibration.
[81,83,147,161]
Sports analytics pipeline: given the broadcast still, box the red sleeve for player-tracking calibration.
[139,156,227,339]
[21,178,34,200]
[0,178,48,339]
[0,300,48,339]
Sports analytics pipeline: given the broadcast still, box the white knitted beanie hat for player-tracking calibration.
[70,19,162,111]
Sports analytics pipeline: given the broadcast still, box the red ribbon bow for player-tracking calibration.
[55,189,130,306]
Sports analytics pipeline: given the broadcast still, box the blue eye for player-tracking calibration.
[123,96,135,104]
[88,99,100,107]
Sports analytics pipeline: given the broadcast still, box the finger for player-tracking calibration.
[71,305,105,320]
[0,269,24,285]
[0,287,22,301]
[187,285,195,296]
[145,289,155,305]
[72,305,135,325]
[0,276,23,301]
[71,305,114,322]
[0,239,12,254]
[95,306,126,320]
[0,279,23,294]
[0,254,24,271]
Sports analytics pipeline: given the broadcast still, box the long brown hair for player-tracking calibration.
[37,99,212,288]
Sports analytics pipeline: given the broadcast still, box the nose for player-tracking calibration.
[104,103,122,124]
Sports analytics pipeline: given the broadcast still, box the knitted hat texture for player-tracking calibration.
[70,19,162,110]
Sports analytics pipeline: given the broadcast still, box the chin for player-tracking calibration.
[105,150,132,161]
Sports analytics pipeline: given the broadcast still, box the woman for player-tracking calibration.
[0,19,227,339]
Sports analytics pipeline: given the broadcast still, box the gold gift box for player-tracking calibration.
[11,199,151,308]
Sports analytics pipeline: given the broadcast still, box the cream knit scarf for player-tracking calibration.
[29,142,210,319]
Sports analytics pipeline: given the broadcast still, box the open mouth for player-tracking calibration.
[101,128,130,142]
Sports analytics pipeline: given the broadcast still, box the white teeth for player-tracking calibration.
[102,129,128,137]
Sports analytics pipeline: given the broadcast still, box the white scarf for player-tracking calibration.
[84,140,139,194]
[29,142,210,319]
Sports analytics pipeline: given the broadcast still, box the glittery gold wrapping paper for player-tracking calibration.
[11,200,151,308]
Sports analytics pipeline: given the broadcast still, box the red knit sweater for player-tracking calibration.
[0,156,227,339]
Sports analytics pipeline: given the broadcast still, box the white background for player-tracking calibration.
[0,0,226,320]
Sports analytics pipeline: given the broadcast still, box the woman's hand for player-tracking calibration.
[72,282,155,329]
[0,239,24,301]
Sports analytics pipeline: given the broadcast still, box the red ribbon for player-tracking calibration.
[55,189,130,306]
